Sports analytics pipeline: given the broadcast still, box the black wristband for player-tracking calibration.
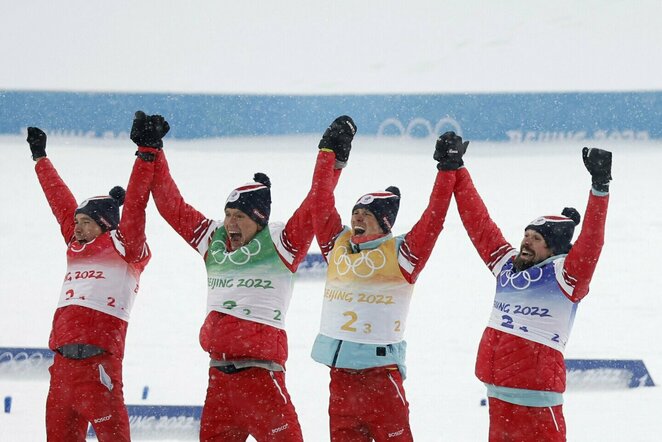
[592,181,610,193]
[437,159,464,171]
[135,150,156,162]
[31,149,47,161]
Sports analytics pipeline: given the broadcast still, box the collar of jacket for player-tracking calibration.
[350,233,393,253]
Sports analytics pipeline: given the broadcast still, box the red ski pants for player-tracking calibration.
[199,367,303,441]
[328,366,413,442]
[46,352,130,442]
[488,397,566,442]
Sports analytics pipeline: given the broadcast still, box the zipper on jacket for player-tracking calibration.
[331,340,343,366]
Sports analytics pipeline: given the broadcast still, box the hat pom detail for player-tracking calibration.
[109,186,126,206]
[385,186,400,197]
[561,207,580,225]
[253,172,271,188]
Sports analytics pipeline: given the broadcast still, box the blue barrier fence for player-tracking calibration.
[296,252,327,278]
[2,345,655,389]
[565,358,655,389]
[0,347,54,379]
[1,347,656,436]
[1,90,659,141]
[87,405,202,439]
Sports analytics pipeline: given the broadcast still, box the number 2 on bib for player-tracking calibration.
[340,311,401,335]
[341,311,358,332]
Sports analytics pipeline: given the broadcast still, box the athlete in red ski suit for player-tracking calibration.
[148,118,343,441]
[29,114,163,441]
[439,136,611,442]
[311,123,457,441]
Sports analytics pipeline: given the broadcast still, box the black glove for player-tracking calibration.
[434,131,469,170]
[582,147,612,192]
[26,127,47,161]
[318,115,357,168]
[130,111,170,149]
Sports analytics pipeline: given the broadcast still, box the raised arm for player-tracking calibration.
[312,116,356,260]
[448,133,514,272]
[152,144,210,251]
[278,150,339,271]
[28,127,77,243]
[116,111,168,263]
[562,148,611,302]
[398,133,464,282]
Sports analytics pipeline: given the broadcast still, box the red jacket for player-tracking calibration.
[37,149,155,359]
[151,149,324,367]
[453,167,609,392]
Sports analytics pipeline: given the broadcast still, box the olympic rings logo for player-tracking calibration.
[0,351,50,372]
[377,116,463,139]
[499,267,544,290]
[210,238,262,265]
[331,246,386,278]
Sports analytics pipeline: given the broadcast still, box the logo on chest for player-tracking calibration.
[209,238,262,265]
[331,246,386,278]
[498,266,544,290]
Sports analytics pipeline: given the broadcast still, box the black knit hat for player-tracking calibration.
[225,173,272,227]
[353,186,401,233]
[75,186,126,232]
[525,207,581,255]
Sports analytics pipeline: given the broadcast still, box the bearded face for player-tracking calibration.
[513,229,553,272]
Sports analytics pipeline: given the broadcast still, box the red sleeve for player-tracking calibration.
[35,158,77,244]
[311,150,344,261]
[562,191,609,302]
[399,169,457,283]
[454,167,515,271]
[280,150,341,270]
[279,195,314,272]
[152,149,210,250]
[116,147,158,263]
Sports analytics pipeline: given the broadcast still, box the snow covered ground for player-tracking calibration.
[1,135,661,441]
[1,1,661,440]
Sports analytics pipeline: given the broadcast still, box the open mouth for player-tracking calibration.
[229,232,242,242]
[353,226,366,236]
[519,248,534,259]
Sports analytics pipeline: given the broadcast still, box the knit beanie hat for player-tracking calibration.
[525,207,581,255]
[225,173,272,227]
[352,186,401,233]
[75,186,126,232]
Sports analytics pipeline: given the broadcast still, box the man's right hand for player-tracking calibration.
[130,110,170,149]
[26,127,47,161]
[434,131,469,170]
[318,115,357,168]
